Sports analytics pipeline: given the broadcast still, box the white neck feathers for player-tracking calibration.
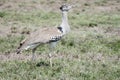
[60,11,70,34]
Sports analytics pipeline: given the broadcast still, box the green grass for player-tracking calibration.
[0,11,60,27]
[0,36,23,54]
[70,13,120,28]
[0,54,120,80]
[1,10,120,28]
[0,31,120,80]
[0,0,120,80]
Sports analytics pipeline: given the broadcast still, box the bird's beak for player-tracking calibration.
[68,5,72,9]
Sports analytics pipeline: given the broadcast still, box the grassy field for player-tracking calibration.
[0,0,120,80]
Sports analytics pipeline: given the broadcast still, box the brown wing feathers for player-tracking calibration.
[16,27,63,54]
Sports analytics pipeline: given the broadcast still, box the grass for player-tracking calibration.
[0,53,120,80]
[0,36,23,54]
[70,13,120,28]
[0,0,120,80]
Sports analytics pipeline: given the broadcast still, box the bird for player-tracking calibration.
[16,4,72,67]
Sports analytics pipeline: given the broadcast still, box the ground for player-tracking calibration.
[0,0,120,80]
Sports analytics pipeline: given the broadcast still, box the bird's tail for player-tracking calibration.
[16,43,23,54]
[16,49,21,54]
[16,39,26,54]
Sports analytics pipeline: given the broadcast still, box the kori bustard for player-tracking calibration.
[16,4,72,66]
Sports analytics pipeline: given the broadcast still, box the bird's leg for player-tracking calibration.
[49,47,53,67]
[31,48,36,61]
[48,52,52,67]
[49,42,57,67]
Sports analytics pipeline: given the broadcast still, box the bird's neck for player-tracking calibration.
[60,11,70,34]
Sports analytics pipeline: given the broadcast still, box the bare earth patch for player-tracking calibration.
[0,26,10,37]
[0,53,31,61]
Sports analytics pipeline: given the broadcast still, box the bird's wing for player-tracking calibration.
[28,27,63,44]
[18,27,63,50]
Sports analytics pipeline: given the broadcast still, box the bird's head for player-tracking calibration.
[60,4,72,12]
